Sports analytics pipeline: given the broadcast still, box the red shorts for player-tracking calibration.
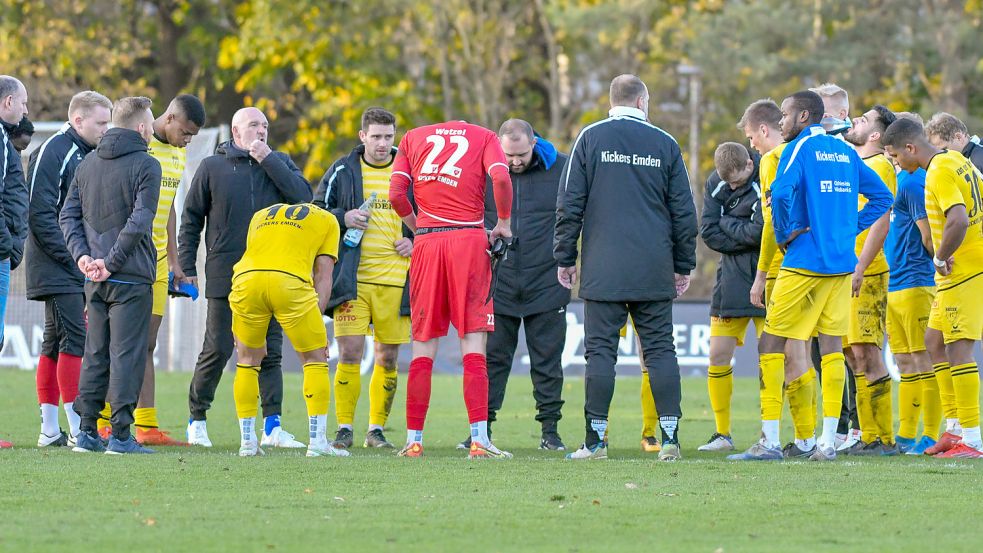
[409,228,494,341]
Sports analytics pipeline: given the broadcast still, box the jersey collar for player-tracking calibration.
[608,106,646,120]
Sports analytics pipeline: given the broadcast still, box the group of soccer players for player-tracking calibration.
[3,73,983,461]
[696,83,983,460]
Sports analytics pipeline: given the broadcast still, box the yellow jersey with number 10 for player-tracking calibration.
[925,150,983,290]
[233,203,340,285]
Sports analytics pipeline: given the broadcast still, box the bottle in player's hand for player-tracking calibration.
[343,192,377,247]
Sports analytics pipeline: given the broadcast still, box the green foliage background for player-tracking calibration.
[3,0,981,296]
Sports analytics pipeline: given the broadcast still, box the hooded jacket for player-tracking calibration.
[0,120,29,268]
[179,140,312,298]
[483,139,570,317]
[25,123,93,299]
[700,153,765,319]
[59,127,161,285]
[962,137,983,174]
[313,144,413,315]
[771,124,892,275]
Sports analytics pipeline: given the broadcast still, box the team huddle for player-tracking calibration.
[1,71,982,461]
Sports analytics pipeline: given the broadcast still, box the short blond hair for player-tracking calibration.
[112,96,152,129]
[925,112,968,143]
[68,91,112,120]
[714,142,750,180]
[809,82,849,115]
[895,111,924,125]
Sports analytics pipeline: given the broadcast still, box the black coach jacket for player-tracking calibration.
[313,144,413,316]
[484,146,570,317]
[25,124,92,299]
[554,106,698,302]
[179,140,312,298]
[59,127,161,285]
[700,153,765,319]
[0,120,28,268]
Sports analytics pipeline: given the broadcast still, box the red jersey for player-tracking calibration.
[390,121,511,228]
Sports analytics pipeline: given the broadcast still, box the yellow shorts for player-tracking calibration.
[764,275,778,306]
[886,286,934,354]
[152,256,168,317]
[847,272,887,346]
[710,316,765,346]
[333,282,410,344]
[764,268,850,341]
[928,276,983,344]
[230,271,326,352]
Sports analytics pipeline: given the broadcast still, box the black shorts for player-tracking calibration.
[41,293,86,358]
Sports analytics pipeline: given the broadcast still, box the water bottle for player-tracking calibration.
[343,192,377,247]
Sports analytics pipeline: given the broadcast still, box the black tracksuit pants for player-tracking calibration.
[188,297,283,421]
[76,281,152,440]
[486,308,566,430]
[583,299,680,444]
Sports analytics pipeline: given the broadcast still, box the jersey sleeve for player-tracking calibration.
[930,167,966,214]
[318,211,341,261]
[389,135,414,218]
[756,152,780,273]
[482,133,512,220]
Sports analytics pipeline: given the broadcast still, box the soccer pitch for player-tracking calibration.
[1,369,980,553]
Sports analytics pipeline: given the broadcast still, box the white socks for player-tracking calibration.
[40,403,59,436]
[762,420,780,448]
[309,415,327,443]
[239,417,256,444]
[820,416,839,448]
[407,429,423,446]
[962,426,982,448]
[64,402,81,437]
[470,421,489,445]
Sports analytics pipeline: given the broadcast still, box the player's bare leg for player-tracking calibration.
[134,315,187,446]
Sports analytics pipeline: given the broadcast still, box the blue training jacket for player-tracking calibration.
[771,125,893,275]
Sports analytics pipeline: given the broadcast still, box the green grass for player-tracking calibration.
[0,368,980,553]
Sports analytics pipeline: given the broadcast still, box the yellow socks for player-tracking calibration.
[640,369,659,438]
[759,353,785,422]
[233,364,260,419]
[134,407,159,429]
[868,376,894,444]
[333,363,362,427]
[707,365,733,436]
[897,373,922,440]
[97,403,111,430]
[854,373,876,443]
[951,363,980,429]
[368,364,398,428]
[920,371,942,440]
[934,362,958,421]
[786,368,816,440]
[303,362,331,417]
[820,353,846,418]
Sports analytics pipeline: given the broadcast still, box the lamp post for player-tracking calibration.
[677,63,702,188]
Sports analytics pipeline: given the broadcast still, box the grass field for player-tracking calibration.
[1,368,981,553]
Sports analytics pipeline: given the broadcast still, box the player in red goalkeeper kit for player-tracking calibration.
[389,121,514,459]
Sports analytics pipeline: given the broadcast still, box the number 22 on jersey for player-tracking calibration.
[421,135,470,180]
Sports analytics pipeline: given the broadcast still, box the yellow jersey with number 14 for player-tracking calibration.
[925,150,983,290]
[233,203,340,285]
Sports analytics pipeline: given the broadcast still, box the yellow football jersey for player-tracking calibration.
[148,135,187,257]
[925,150,983,290]
[856,153,897,276]
[356,157,410,286]
[758,142,787,277]
[234,203,340,285]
